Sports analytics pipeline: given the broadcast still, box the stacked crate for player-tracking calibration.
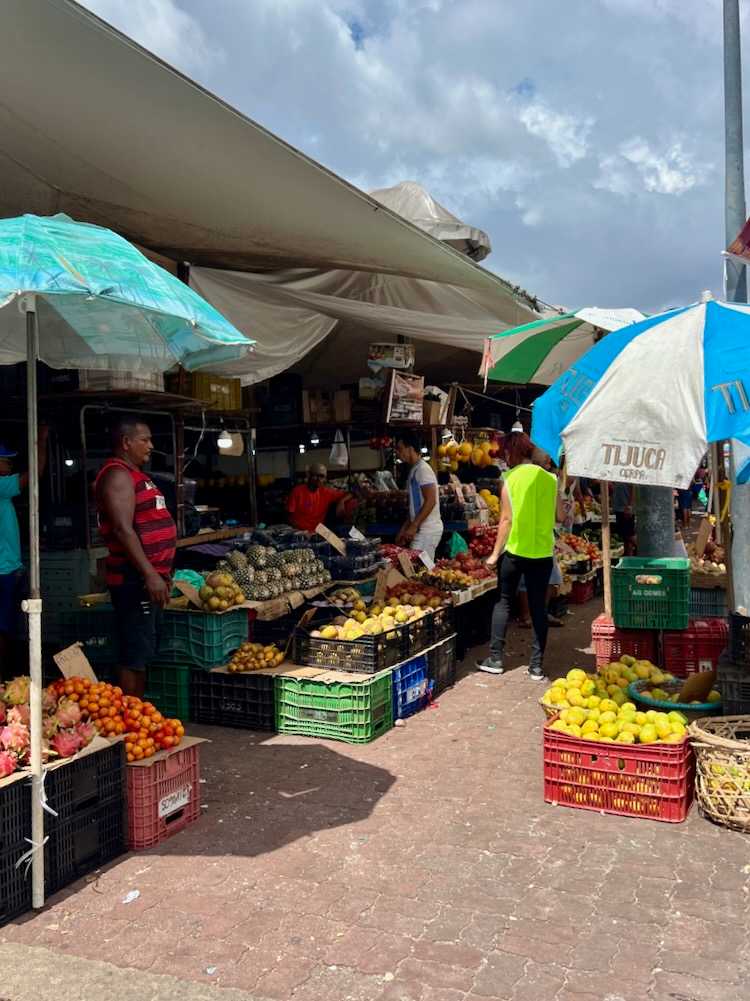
[146,608,249,721]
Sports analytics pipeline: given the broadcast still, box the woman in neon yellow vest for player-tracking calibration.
[476,432,560,681]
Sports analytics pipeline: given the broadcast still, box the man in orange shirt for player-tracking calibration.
[287,464,355,533]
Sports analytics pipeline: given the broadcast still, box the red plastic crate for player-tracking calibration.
[543,721,694,823]
[126,743,201,850]
[569,578,595,605]
[662,618,729,678]
[591,614,658,668]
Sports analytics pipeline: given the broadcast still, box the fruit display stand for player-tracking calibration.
[543,718,694,822]
[591,614,659,669]
[126,736,206,851]
[275,666,393,744]
[0,737,126,927]
[689,716,750,833]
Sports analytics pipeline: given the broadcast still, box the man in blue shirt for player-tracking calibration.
[0,430,48,670]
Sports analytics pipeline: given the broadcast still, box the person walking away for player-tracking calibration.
[612,482,636,556]
[0,430,48,674]
[287,463,355,533]
[476,433,559,681]
[95,418,176,697]
[395,430,444,561]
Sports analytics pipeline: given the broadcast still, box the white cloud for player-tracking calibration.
[596,138,710,196]
[517,101,594,168]
[84,0,222,72]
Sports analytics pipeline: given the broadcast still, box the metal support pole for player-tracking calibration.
[23,306,44,909]
[724,0,750,612]
[634,487,675,558]
[600,482,612,617]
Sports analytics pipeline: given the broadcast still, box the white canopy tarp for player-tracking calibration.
[191,266,535,386]
[369,182,492,262]
[0,0,535,307]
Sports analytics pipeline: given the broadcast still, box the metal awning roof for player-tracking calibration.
[0,0,537,314]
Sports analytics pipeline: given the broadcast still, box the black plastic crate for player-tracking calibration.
[427,605,454,645]
[45,741,126,822]
[0,845,32,927]
[729,613,750,668]
[294,609,432,674]
[251,612,298,648]
[45,799,126,895]
[191,668,277,731]
[718,659,750,715]
[427,635,457,698]
[0,777,30,854]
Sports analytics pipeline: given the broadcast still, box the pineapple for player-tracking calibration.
[247,545,269,570]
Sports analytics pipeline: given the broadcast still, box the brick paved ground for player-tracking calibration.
[3,598,750,1001]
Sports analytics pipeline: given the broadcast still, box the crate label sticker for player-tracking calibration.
[315,524,347,556]
[418,551,435,571]
[299,708,338,723]
[159,783,192,819]
[219,701,243,714]
[405,682,426,703]
[349,526,367,542]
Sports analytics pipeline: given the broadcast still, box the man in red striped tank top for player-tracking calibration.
[95,418,177,697]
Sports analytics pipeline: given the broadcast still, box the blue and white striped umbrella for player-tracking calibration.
[531,299,750,488]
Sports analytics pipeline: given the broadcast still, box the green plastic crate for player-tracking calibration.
[157,609,248,668]
[276,669,393,744]
[612,557,690,630]
[144,663,192,720]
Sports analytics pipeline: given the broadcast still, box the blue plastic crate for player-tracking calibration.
[392,654,428,720]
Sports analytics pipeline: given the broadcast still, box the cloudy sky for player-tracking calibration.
[84,0,742,313]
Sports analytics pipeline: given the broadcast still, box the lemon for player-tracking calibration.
[639,724,658,744]
[611,689,627,706]
[552,677,567,688]
[635,711,647,725]
[587,695,601,710]
[670,721,686,736]
[707,691,721,704]
[549,720,568,733]
[668,710,688,725]
[588,708,601,722]
[616,731,636,744]
[580,680,595,697]
[567,724,582,738]
[582,731,601,741]
[581,719,599,735]
[568,689,584,707]
[600,699,618,714]
[599,721,620,739]
[621,722,641,736]
[599,711,617,724]
[567,668,587,683]
[568,707,586,726]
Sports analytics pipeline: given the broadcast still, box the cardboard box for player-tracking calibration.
[423,399,443,426]
[302,389,351,424]
[166,368,242,410]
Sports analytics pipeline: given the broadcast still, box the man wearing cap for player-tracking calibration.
[0,429,49,671]
[287,464,354,533]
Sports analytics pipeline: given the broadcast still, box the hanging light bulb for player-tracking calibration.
[310,431,320,446]
[511,419,523,433]
[299,443,306,454]
[420,446,429,455]
[217,430,232,449]
[64,456,74,468]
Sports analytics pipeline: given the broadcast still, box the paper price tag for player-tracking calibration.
[53,643,98,682]
[374,568,389,604]
[315,523,347,556]
[349,526,367,542]
[398,552,415,578]
[419,550,435,570]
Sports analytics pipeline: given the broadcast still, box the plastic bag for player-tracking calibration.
[447,532,469,558]
[329,429,348,467]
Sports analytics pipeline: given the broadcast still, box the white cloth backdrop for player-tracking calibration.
[191,266,537,385]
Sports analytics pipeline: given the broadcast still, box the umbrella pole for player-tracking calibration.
[600,481,612,618]
[22,304,45,909]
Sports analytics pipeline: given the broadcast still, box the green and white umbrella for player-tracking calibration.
[480,307,645,386]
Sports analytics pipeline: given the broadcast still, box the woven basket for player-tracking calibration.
[538,697,558,720]
[688,715,750,833]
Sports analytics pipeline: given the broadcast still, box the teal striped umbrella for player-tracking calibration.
[481,307,645,386]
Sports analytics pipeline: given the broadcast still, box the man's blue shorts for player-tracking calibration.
[0,570,23,636]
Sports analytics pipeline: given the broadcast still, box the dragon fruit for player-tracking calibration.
[0,750,16,778]
[8,704,29,727]
[55,698,81,729]
[42,687,58,715]
[1,720,30,759]
[43,714,59,740]
[51,730,82,759]
[4,676,30,706]
[0,702,5,726]
[74,720,96,748]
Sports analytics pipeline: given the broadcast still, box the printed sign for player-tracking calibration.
[53,643,98,683]
[315,523,347,556]
[159,784,192,819]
